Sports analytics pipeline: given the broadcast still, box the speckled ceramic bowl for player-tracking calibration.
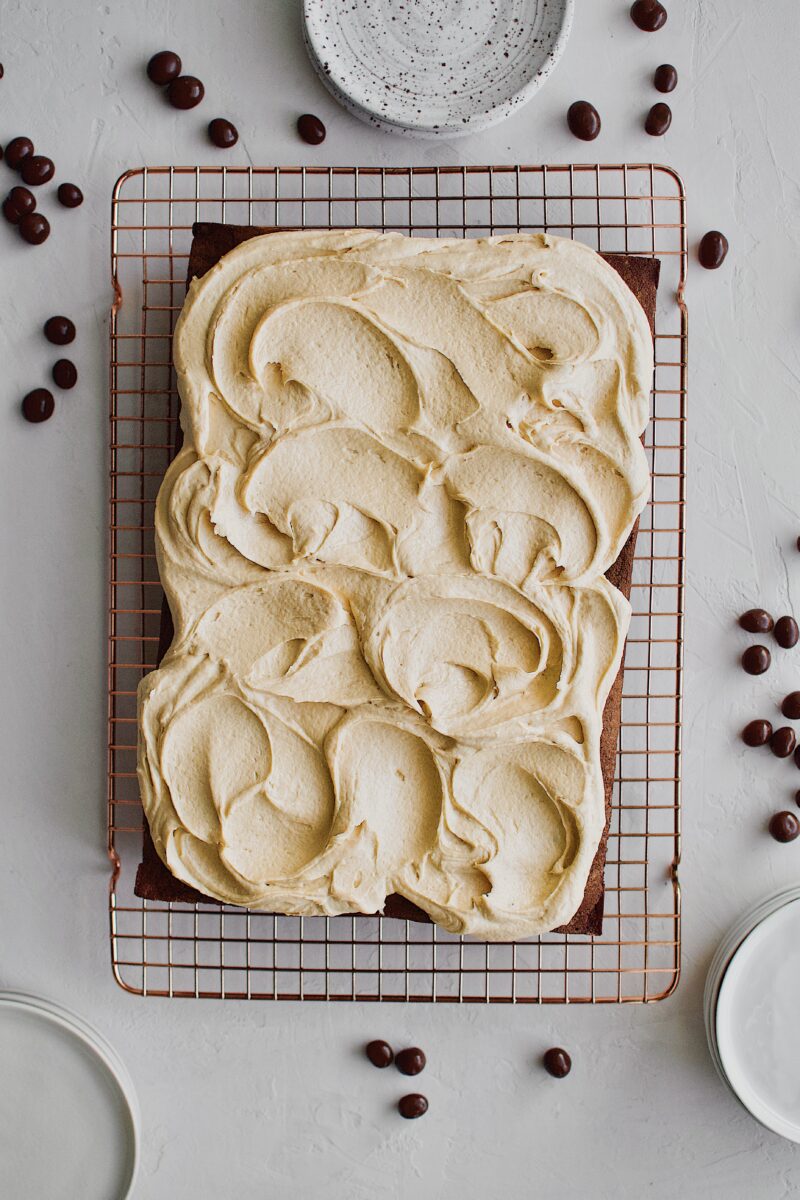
[302,0,574,138]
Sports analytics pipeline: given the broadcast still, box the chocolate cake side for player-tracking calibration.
[136,223,660,937]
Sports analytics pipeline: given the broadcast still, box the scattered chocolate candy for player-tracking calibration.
[395,1047,426,1076]
[797,536,800,553]
[775,616,799,649]
[543,1047,572,1078]
[167,75,205,109]
[771,727,797,758]
[739,608,774,634]
[699,231,729,270]
[52,359,77,390]
[147,50,182,86]
[2,185,36,225]
[57,182,83,208]
[742,719,773,747]
[742,645,770,675]
[645,102,672,136]
[0,64,4,79]
[782,693,800,720]
[20,155,55,186]
[21,388,55,423]
[398,1093,428,1119]
[630,0,668,31]
[44,315,76,345]
[297,113,326,145]
[208,118,238,149]
[18,211,50,244]
[769,811,800,843]
[567,100,601,142]
[5,136,34,170]
[796,791,800,808]
[796,745,800,770]
[654,63,678,93]
[365,1040,393,1068]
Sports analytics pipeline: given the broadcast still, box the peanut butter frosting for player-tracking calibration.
[137,228,653,940]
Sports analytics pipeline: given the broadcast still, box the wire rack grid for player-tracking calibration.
[109,163,686,1003]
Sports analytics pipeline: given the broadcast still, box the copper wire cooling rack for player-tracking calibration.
[109,163,686,1003]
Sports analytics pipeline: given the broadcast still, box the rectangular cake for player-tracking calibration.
[136,223,658,940]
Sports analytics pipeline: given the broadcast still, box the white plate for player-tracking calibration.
[0,992,139,1199]
[715,898,800,1143]
[302,0,574,138]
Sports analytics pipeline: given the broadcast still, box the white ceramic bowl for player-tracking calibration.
[302,0,574,138]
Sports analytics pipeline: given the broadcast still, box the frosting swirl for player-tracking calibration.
[138,229,652,939]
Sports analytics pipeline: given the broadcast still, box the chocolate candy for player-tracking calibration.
[395,1047,426,1076]
[365,1040,393,1068]
[630,0,668,31]
[2,186,36,225]
[52,359,77,390]
[543,1047,572,1078]
[771,727,796,758]
[398,1093,428,1119]
[739,608,773,634]
[796,791,800,809]
[57,182,83,208]
[147,50,182,86]
[297,113,326,145]
[796,745,800,770]
[654,63,678,93]
[699,231,729,270]
[208,118,238,148]
[775,616,799,649]
[167,75,205,109]
[44,315,76,345]
[797,536,800,553]
[18,212,49,244]
[742,645,770,675]
[769,811,800,843]
[742,719,773,747]
[782,693,800,720]
[21,388,55,423]
[645,102,672,136]
[5,136,33,170]
[567,100,601,141]
[20,155,55,186]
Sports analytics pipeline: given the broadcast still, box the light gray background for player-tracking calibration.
[2,1,800,1196]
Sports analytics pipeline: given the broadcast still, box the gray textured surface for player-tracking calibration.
[2,1,800,1196]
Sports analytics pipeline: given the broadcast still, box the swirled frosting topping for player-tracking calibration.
[138,229,652,940]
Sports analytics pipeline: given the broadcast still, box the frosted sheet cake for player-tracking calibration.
[137,226,657,941]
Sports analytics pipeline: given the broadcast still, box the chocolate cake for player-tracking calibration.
[136,223,659,937]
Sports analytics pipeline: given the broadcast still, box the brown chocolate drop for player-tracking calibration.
[630,0,668,31]
[567,100,601,141]
[699,231,729,270]
[543,1047,572,1078]
[147,50,182,86]
[398,1093,428,1119]
[796,791,800,809]
[742,719,773,747]
[739,608,774,634]
[208,118,238,149]
[742,645,770,675]
[21,388,55,423]
[654,63,678,93]
[796,745,800,770]
[769,811,800,843]
[20,155,55,186]
[297,113,326,145]
[775,616,799,649]
[18,211,49,244]
[365,1040,393,1068]
[52,359,77,390]
[44,315,76,345]
[782,693,800,720]
[166,75,205,109]
[395,1047,426,1076]
[5,136,34,170]
[57,183,83,208]
[771,727,797,758]
[645,102,672,136]
[2,186,36,225]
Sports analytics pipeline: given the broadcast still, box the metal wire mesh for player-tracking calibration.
[109,163,686,1002]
